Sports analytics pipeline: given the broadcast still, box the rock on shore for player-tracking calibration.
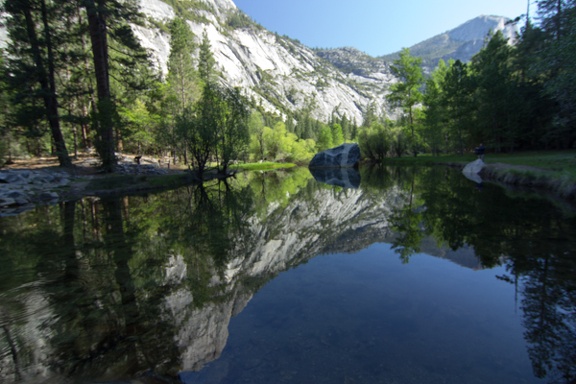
[0,169,71,216]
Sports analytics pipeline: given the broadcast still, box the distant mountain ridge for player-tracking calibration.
[317,15,517,78]
[379,15,518,71]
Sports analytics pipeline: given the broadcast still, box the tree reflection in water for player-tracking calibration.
[375,166,576,383]
[0,166,574,383]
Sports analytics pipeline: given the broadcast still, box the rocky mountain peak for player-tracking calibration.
[136,0,389,124]
[379,15,518,72]
[448,15,516,42]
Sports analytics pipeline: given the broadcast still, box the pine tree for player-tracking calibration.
[442,60,473,154]
[331,123,344,146]
[471,31,523,152]
[0,52,10,164]
[165,17,198,163]
[83,0,116,171]
[198,30,216,86]
[167,17,198,112]
[3,0,72,167]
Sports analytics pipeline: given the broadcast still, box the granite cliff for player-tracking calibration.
[0,0,518,124]
[134,1,517,124]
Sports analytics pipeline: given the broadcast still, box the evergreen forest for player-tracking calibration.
[0,0,574,172]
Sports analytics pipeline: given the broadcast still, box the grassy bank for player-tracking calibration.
[380,150,576,200]
[233,162,297,171]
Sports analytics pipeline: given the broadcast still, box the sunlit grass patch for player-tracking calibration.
[233,162,297,171]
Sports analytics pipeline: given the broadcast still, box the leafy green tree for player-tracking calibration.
[316,124,333,151]
[216,87,250,174]
[390,126,409,157]
[387,48,424,156]
[423,59,450,155]
[358,122,391,161]
[180,83,221,178]
[119,98,159,155]
[289,138,316,163]
[248,111,266,161]
[262,121,289,160]
[331,123,345,146]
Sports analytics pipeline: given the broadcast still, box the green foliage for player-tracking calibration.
[167,17,198,112]
[215,87,251,173]
[226,9,253,29]
[387,48,424,156]
[441,60,474,154]
[2,0,575,168]
[198,30,217,86]
[418,3,576,156]
[249,120,316,164]
[469,31,523,152]
[422,59,449,156]
[118,98,160,155]
[235,162,297,171]
[316,124,333,151]
[159,0,211,23]
[331,123,345,146]
[358,122,391,161]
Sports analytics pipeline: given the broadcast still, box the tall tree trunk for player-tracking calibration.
[23,1,72,167]
[84,0,116,172]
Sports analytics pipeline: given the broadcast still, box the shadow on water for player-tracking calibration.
[0,166,574,383]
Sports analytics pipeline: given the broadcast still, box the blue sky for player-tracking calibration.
[233,0,528,56]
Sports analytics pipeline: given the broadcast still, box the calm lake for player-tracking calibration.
[0,166,575,384]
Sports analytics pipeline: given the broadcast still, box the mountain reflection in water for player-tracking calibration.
[0,166,574,383]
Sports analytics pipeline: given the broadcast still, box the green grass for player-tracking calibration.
[482,151,576,175]
[379,153,476,166]
[382,150,576,174]
[233,162,297,171]
[381,150,576,199]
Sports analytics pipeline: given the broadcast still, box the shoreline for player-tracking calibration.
[381,153,576,203]
[2,154,576,217]
[446,160,576,202]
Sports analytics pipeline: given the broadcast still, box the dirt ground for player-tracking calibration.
[1,153,187,176]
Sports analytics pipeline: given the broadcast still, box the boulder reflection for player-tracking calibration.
[309,166,361,189]
[0,166,574,383]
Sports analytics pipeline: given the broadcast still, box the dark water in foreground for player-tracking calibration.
[0,166,575,384]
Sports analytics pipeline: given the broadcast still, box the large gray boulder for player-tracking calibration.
[309,143,361,168]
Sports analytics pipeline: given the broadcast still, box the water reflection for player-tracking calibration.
[309,166,361,188]
[0,166,574,383]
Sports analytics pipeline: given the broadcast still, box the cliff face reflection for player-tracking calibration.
[0,166,575,383]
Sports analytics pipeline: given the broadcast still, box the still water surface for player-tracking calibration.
[0,166,574,383]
